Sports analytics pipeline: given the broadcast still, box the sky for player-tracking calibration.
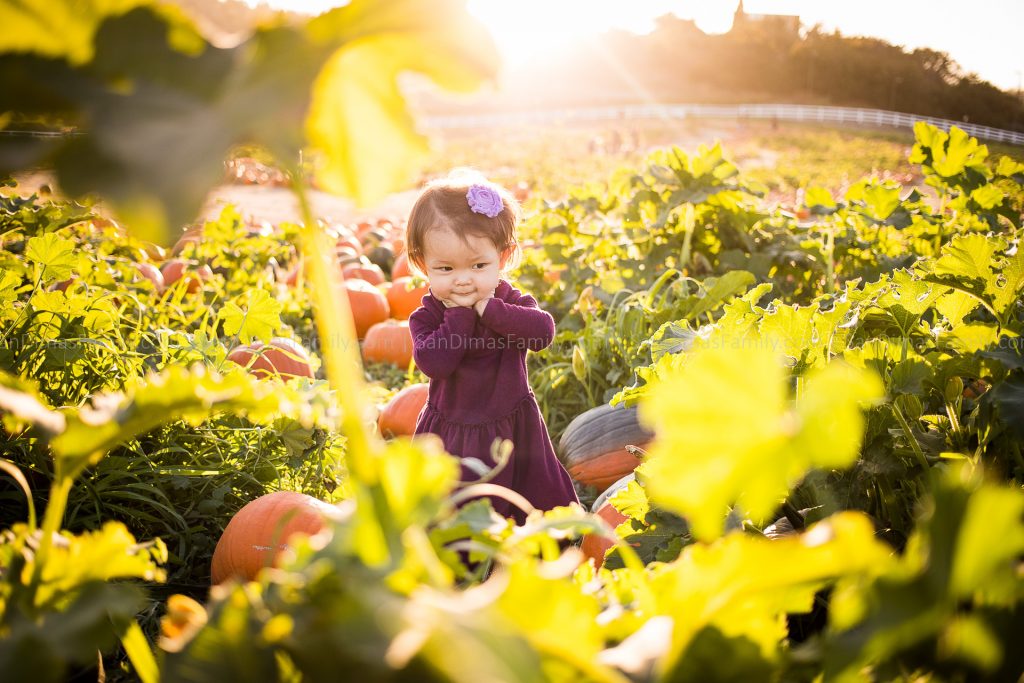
[242,0,1024,93]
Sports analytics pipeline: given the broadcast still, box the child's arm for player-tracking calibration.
[409,306,477,378]
[479,294,555,351]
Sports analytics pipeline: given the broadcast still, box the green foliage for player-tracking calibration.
[0,0,498,244]
[824,464,1024,682]
[3,8,1024,675]
[636,345,883,540]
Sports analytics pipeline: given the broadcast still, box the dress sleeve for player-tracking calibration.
[409,305,477,379]
[478,294,555,352]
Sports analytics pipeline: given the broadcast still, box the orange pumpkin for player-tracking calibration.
[386,276,429,320]
[558,404,653,491]
[210,491,342,584]
[171,225,203,256]
[336,233,363,256]
[391,251,412,279]
[228,337,315,379]
[581,473,634,569]
[355,221,375,239]
[335,245,361,263]
[378,383,429,438]
[362,319,414,367]
[161,259,212,293]
[342,262,386,286]
[136,262,165,292]
[342,279,389,338]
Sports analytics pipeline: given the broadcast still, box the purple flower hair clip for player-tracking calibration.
[466,184,503,218]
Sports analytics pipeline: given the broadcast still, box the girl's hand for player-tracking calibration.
[473,290,495,316]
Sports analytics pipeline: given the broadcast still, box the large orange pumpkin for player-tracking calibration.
[362,319,414,367]
[228,337,315,379]
[210,491,341,584]
[581,473,634,569]
[558,403,653,491]
[386,276,429,320]
[378,383,429,438]
[342,278,389,338]
[161,259,212,293]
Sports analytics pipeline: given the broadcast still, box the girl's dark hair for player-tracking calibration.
[405,171,521,275]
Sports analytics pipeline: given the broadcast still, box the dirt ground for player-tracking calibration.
[199,183,421,227]
[9,170,419,228]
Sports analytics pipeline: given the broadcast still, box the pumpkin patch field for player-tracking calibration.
[2,2,1024,682]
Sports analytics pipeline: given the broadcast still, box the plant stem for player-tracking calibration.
[290,174,402,566]
[678,202,696,274]
[30,474,73,595]
[890,404,930,471]
[824,222,836,293]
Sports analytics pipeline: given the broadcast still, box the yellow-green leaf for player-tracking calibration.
[25,233,77,283]
[219,289,283,344]
[638,346,882,540]
[305,0,499,204]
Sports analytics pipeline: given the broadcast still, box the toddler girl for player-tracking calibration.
[404,172,579,524]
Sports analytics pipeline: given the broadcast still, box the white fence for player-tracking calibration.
[422,103,1024,146]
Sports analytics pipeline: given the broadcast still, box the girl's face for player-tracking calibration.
[421,228,510,304]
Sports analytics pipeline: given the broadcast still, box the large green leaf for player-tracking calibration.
[650,513,893,679]
[0,0,197,65]
[637,346,883,540]
[50,364,290,478]
[305,0,499,203]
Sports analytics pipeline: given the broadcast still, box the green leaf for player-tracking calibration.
[935,289,980,327]
[687,271,756,322]
[3,1,498,241]
[989,247,1024,320]
[219,289,283,344]
[969,184,1004,210]
[995,155,1024,180]
[890,358,933,395]
[0,268,23,304]
[825,465,1024,680]
[804,186,836,209]
[911,123,991,184]
[652,513,894,674]
[876,270,947,336]
[637,346,883,540]
[610,479,650,521]
[305,0,500,204]
[932,126,989,178]
[25,233,77,283]
[932,233,1002,282]
[939,323,1001,354]
[854,182,901,221]
[495,558,605,671]
[50,364,288,478]
[0,0,193,65]
[950,485,1024,600]
[990,375,1024,439]
[759,303,817,364]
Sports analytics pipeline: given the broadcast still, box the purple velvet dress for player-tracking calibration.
[410,279,579,523]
